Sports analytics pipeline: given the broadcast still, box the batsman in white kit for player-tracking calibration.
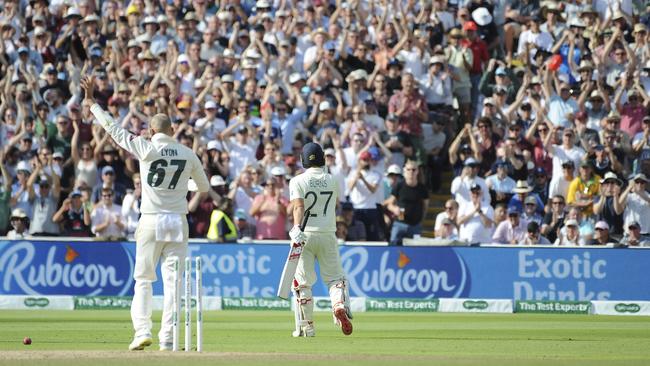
[81,77,210,350]
[286,142,353,336]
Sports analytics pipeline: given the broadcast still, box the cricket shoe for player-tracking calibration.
[159,342,173,351]
[128,334,153,351]
[334,307,353,336]
[292,324,315,337]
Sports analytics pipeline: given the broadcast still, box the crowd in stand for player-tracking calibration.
[0,0,648,246]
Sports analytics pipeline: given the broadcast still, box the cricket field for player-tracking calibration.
[0,311,649,366]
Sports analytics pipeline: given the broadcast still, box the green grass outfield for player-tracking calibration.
[0,310,649,366]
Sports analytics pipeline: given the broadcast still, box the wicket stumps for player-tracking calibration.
[172,256,203,352]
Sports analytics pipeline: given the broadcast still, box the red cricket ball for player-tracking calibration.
[23,337,32,345]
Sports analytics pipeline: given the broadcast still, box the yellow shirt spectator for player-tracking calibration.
[566,174,601,216]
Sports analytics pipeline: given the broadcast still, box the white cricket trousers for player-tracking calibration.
[131,213,189,343]
[294,231,346,289]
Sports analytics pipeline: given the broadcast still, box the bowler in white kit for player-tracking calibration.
[289,142,353,336]
[81,77,210,350]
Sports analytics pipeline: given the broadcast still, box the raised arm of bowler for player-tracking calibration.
[81,77,210,351]
[288,142,353,336]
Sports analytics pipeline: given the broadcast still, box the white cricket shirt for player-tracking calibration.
[91,104,210,214]
[289,167,338,233]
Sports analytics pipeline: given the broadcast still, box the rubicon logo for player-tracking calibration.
[0,241,134,296]
[615,303,640,313]
[341,247,471,298]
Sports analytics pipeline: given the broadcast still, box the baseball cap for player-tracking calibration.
[10,208,27,219]
[600,171,622,185]
[52,151,64,160]
[359,151,372,161]
[221,74,234,83]
[386,164,402,176]
[210,175,226,186]
[16,161,31,173]
[565,219,579,227]
[341,201,354,211]
[319,101,333,111]
[69,190,82,198]
[632,173,649,183]
[463,21,478,31]
[524,196,537,205]
[527,221,540,233]
[289,73,304,84]
[595,221,610,230]
[464,157,479,167]
[271,166,286,176]
[204,100,217,109]
[495,67,507,76]
[207,140,221,151]
[507,206,521,216]
[562,160,575,168]
[102,166,115,175]
[17,46,29,54]
[534,167,545,176]
[628,221,640,229]
[469,183,481,191]
[483,97,495,106]
[177,54,189,64]
[324,148,336,156]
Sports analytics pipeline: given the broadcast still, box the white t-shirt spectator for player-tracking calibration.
[195,116,226,144]
[450,176,490,211]
[458,204,494,244]
[547,95,579,127]
[347,169,382,209]
[91,203,125,238]
[624,192,650,233]
[550,145,585,180]
[434,211,458,237]
[226,137,257,180]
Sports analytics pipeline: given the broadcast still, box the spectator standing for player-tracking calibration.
[91,187,125,240]
[457,184,495,244]
[450,157,490,211]
[29,171,61,236]
[541,195,567,243]
[53,190,91,237]
[121,174,143,239]
[206,197,238,243]
[566,161,600,217]
[347,151,383,241]
[0,155,11,235]
[385,161,429,245]
[593,172,624,237]
[618,173,650,235]
[91,166,127,204]
[250,178,289,240]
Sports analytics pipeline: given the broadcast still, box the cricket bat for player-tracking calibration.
[277,212,310,299]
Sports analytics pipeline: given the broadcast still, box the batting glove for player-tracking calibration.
[289,225,307,244]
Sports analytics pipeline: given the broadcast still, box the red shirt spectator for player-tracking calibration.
[460,21,489,75]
